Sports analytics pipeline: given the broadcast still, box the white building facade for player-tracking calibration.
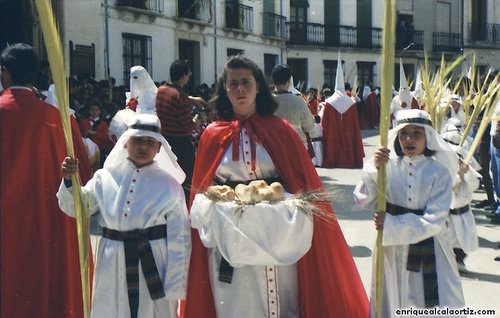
[1,0,498,93]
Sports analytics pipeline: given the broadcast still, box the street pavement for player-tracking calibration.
[319,129,500,315]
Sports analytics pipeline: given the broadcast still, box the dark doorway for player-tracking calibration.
[178,39,200,95]
[287,58,307,93]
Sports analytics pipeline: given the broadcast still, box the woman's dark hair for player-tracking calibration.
[0,43,40,85]
[210,55,278,120]
[393,133,435,157]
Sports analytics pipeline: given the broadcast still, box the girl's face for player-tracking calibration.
[125,136,161,168]
[398,125,426,158]
[89,104,101,118]
[225,67,259,118]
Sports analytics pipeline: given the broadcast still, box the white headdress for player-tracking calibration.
[129,65,158,114]
[288,76,301,95]
[325,51,354,114]
[390,60,414,117]
[44,83,76,115]
[441,128,480,171]
[362,85,372,100]
[104,113,185,184]
[412,67,424,101]
[388,109,459,178]
[110,66,158,141]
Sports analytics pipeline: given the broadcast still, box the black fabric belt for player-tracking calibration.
[213,176,284,284]
[386,202,424,216]
[102,225,166,318]
[449,204,469,215]
[385,202,439,307]
[310,137,322,142]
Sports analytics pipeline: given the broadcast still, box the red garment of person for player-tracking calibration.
[307,98,319,115]
[322,103,365,168]
[79,118,115,153]
[70,115,94,182]
[1,87,91,318]
[184,114,369,318]
[364,92,379,129]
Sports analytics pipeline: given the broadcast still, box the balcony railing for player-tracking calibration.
[356,27,383,49]
[396,30,424,50]
[468,23,500,43]
[225,1,254,32]
[177,0,212,23]
[433,32,462,52]
[116,0,163,13]
[263,12,287,39]
[286,22,422,50]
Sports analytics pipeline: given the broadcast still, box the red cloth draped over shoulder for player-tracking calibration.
[0,88,91,318]
[321,103,365,168]
[184,114,369,318]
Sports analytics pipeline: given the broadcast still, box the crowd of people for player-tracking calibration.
[1,42,499,318]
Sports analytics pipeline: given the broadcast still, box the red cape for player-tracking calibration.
[359,92,379,129]
[321,103,365,168]
[1,88,91,318]
[184,114,368,318]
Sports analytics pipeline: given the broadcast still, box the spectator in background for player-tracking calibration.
[271,63,314,149]
[79,98,115,168]
[155,60,206,200]
[35,60,51,92]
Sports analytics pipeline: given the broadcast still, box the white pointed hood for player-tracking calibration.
[412,67,424,103]
[128,65,157,114]
[288,75,301,95]
[391,59,413,115]
[334,51,345,94]
[325,52,354,114]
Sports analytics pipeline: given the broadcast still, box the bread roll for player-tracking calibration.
[235,184,259,203]
[248,180,268,189]
[207,185,236,201]
[269,182,285,201]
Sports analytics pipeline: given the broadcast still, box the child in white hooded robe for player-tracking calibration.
[441,129,480,272]
[57,113,191,318]
[353,109,465,317]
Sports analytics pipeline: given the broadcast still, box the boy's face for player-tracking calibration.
[398,125,427,158]
[125,136,161,168]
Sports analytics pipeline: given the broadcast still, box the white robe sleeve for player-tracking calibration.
[190,194,313,267]
[56,176,99,218]
[353,158,379,211]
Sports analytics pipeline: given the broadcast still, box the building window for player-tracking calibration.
[357,62,375,89]
[69,41,96,81]
[264,53,279,78]
[289,3,307,44]
[323,60,338,89]
[122,33,152,86]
